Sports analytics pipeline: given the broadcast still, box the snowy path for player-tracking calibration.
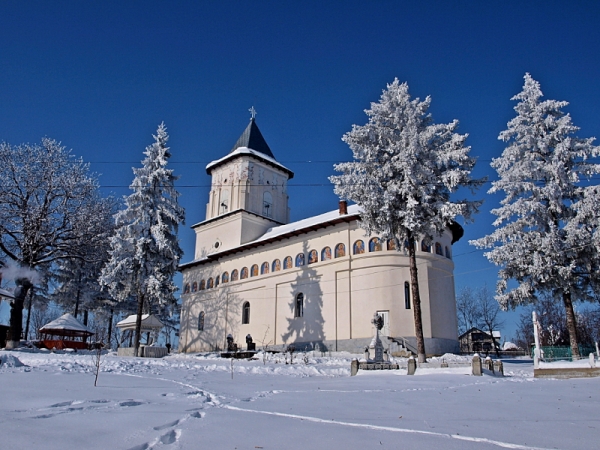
[1,351,598,449]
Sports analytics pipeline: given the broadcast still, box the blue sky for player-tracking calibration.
[2,1,600,340]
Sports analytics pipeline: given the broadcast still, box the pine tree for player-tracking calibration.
[53,195,117,319]
[471,74,600,358]
[101,123,185,356]
[330,79,482,362]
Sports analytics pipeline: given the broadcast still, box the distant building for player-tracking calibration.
[458,327,501,353]
[178,118,463,355]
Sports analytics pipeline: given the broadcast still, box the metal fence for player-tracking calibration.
[531,345,597,361]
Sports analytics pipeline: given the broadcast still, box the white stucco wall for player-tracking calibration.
[180,218,459,355]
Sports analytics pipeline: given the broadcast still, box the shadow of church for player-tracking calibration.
[180,274,241,352]
[280,241,327,351]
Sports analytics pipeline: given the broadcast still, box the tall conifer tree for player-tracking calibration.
[101,123,184,356]
[471,74,600,358]
[331,79,482,362]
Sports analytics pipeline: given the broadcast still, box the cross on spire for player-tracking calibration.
[249,106,257,120]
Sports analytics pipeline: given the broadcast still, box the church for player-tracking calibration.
[178,117,461,355]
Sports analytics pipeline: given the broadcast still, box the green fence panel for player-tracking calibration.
[530,345,596,360]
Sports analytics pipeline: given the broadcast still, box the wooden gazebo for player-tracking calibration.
[116,314,167,358]
[39,313,94,350]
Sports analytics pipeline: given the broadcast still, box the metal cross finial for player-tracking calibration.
[249,106,257,120]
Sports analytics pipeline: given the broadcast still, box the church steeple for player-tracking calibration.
[229,118,275,159]
[202,114,293,235]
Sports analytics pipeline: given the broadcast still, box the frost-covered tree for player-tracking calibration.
[471,74,600,358]
[53,196,118,318]
[330,79,482,362]
[101,123,184,356]
[0,138,106,348]
[456,286,481,336]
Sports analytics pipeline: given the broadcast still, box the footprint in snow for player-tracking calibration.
[119,401,144,407]
[159,429,180,445]
[153,411,204,430]
[153,420,180,431]
[49,401,73,408]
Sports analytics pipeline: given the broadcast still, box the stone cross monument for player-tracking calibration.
[370,312,385,363]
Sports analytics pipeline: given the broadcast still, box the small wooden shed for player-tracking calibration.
[39,313,94,350]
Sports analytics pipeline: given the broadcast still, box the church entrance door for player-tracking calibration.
[376,310,389,337]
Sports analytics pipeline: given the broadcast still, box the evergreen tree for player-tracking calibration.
[471,74,600,358]
[101,123,184,356]
[331,79,482,362]
[53,195,117,319]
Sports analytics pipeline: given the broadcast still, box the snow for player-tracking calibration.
[0,287,15,299]
[258,203,361,241]
[39,313,93,333]
[182,204,362,266]
[1,350,598,450]
[116,314,164,330]
[206,146,292,175]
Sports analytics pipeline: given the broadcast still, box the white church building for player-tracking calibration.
[178,118,462,355]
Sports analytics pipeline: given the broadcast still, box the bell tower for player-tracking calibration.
[192,112,294,259]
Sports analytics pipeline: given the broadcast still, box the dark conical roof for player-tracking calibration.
[230,118,275,158]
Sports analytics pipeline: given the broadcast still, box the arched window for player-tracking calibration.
[283,256,293,269]
[308,250,318,264]
[222,272,229,283]
[404,282,411,309]
[261,262,269,274]
[435,242,443,255]
[335,243,346,258]
[242,302,250,324]
[241,267,248,279]
[387,239,397,251]
[445,246,451,259]
[200,280,206,290]
[369,237,382,252]
[184,283,190,294]
[295,253,305,267]
[215,276,220,287]
[321,246,332,261]
[263,191,273,217]
[295,293,304,318]
[421,240,431,252]
[207,278,214,289]
[353,240,365,254]
[250,264,258,277]
[272,259,281,272]
[191,281,198,292]
[220,190,230,215]
[231,269,239,281]
[198,311,205,331]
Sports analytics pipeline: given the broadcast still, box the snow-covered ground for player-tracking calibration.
[1,350,598,450]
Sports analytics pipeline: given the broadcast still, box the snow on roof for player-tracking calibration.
[0,287,15,299]
[205,147,294,177]
[116,314,164,330]
[257,203,361,243]
[40,313,93,334]
[180,204,361,268]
